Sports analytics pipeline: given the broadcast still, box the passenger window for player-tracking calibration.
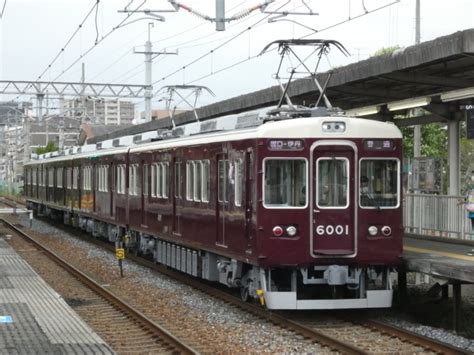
[175,162,182,199]
[264,159,306,208]
[234,160,243,207]
[201,160,209,203]
[218,160,229,203]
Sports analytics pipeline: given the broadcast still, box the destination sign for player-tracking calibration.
[363,139,394,151]
[267,139,304,151]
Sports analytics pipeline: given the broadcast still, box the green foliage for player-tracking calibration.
[401,122,474,194]
[35,141,59,155]
[401,123,447,159]
[372,45,401,57]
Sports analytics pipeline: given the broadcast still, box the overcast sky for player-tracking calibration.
[1,0,473,119]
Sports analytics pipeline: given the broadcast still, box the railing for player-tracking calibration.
[403,193,474,241]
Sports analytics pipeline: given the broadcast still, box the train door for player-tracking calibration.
[216,154,229,246]
[141,161,147,226]
[311,142,356,257]
[110,162,115,218]
[244,150,253,249]
[92,164,96,213]
[172,159,182,235]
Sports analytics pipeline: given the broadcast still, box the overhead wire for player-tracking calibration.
[51,0,147,82]
[102,0,256,86]
[147,0,400,103]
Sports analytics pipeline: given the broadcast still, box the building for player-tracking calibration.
[64,98,135,125]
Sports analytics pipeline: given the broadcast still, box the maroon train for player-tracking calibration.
[24,106,403,309]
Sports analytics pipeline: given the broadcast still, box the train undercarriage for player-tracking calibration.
[32,203,393,310]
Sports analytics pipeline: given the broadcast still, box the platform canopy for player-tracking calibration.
[90,28,474,143]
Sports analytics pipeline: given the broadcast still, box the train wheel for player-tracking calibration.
[240,286,249,302]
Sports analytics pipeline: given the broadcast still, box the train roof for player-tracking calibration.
[25,107,401,166]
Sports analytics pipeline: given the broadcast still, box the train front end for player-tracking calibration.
[254,114,403,309]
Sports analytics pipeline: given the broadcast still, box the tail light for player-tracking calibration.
[381,226,392,236]
[272,226,283,237]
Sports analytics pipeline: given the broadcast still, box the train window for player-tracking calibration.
[57,168,63,188]
[117,165,126,194]
[194,161,202,201]
[98,166,106,192]
[264,159,307,208]
[316,158,349,209]
[234,160,243,207]
[151,163,157,197]
[66,168,72,189]
[359,159,399,208]
[201,160,209,203]
[73,167,79,189]
[129,164,138,196]
[143,164,149,196]
[175,162,182,199]
[186,161,194,201]
[218,160,229,203]
[48,168,54,187]
[83,166,92,191]
[161,163,168,198]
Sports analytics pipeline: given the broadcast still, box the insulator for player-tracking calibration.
[230,8,252,20]
[188,8,211,21]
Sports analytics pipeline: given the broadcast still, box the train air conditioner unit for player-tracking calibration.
[112,136,134,147]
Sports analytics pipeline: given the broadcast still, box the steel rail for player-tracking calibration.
[0,217,198,355]
[7,195,469,354]
[363,319,468,355]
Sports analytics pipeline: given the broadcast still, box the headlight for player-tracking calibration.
[286,226,297,237]
[368,226,378,236]
[272,226,283,237]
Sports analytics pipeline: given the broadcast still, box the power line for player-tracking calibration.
[51,0,147,82]
[0,0,7,19]
[150,0,400,99]
[36,0,100,82]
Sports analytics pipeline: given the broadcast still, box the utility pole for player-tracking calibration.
[80,63,86,125]
[59,95,65,151]
[413,0,421,159]
[134,23,177,122]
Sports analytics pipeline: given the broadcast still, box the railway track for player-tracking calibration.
[0,196,469,354]
[0,216,198,355]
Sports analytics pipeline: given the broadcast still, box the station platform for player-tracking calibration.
[403,234,474,283]
[0,238,113,354]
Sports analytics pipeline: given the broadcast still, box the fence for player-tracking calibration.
[403,193,474,240]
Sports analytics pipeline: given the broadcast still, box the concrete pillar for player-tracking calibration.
[453,283,461,333]
[447,119,460,195]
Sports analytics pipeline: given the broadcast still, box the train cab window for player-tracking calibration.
[234,159,243,207]
[359,159,399,208]
[263,159,307,208]
[316,158,349,208]
[218,159,229,203]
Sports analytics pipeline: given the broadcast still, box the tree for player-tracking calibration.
[372,45,401,57]
[35,141,59,155]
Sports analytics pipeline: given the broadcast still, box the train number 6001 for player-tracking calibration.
[316,225,349,236]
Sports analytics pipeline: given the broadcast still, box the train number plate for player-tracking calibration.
[316,225,349,236]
